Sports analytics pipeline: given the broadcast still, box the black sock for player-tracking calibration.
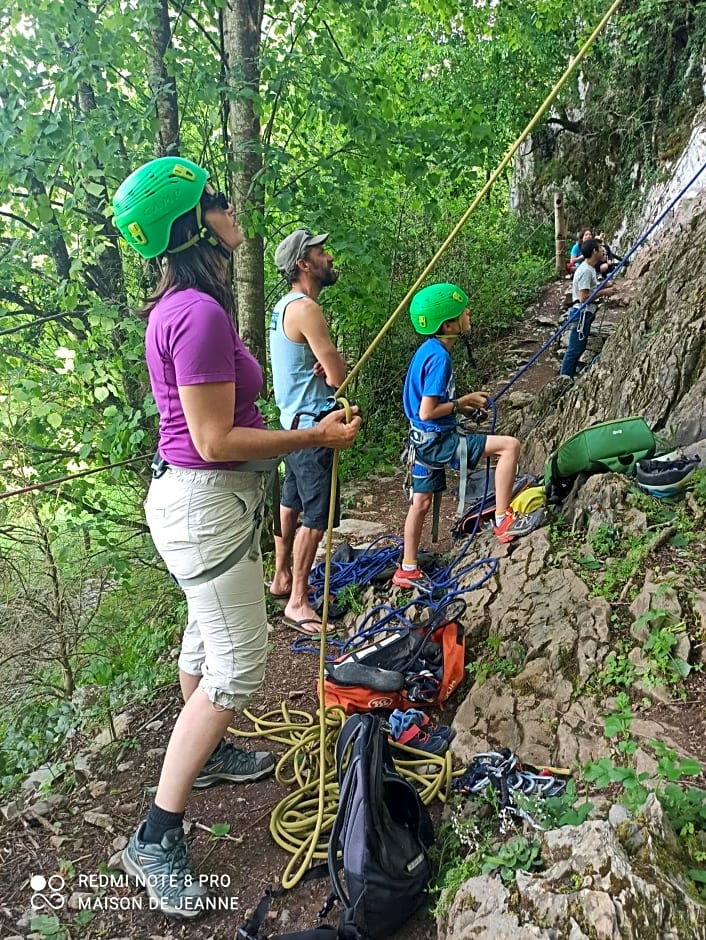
[141,803,185,845]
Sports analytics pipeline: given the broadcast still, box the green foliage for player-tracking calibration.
[584,704,706,895]
[30,916,66,940]
[209,822,232,840]
[481,835,543,882]
[691,469,706,508]
[602,692,638,758]
[590,523,621,557]
[0,554,179,795]
[334,583,366,616]
[466,634,525,687]
[592,648,637,692]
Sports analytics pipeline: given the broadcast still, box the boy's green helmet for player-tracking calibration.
[409,283,469,335]
[112,157,209,259]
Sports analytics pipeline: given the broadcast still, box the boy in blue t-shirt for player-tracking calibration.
[393,282,535,588]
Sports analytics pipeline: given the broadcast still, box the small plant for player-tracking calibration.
[590,522,621,557]
[595,649,636,691]
[466,635,524,686]
[209,821,231,840]
[603,692,637,757]
[481,835,542,882]
[583,758,651,813]
[515,780,593,829]
[29,916,66,939]
[335,583,365,616]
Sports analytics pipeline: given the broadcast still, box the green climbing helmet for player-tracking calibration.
[112,157,209,259]
[409,282,469,335]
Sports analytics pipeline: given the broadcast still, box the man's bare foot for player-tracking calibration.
[267,578,315,599]
[282,601,322,633]
[268,576,292,598]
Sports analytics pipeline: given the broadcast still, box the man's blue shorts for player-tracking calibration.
[411,431,487,494]
[281,447,340,530]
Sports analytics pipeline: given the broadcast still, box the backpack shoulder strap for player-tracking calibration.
[328,715,384,908]
[334,713,369,785]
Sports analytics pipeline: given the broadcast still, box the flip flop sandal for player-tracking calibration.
[282,617,325,637]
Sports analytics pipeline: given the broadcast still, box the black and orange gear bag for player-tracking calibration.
[320,599,466,715]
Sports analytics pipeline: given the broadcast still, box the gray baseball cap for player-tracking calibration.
[274,228,329,274]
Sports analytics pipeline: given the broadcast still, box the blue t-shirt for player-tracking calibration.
[403,338,456,433]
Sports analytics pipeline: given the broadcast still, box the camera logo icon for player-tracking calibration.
[30,873,66,910]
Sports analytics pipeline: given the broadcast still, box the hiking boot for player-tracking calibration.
[391,567,426,589]
[122,824,207,919]
[492,508,536,544]
[193,740,275,789]
[394,725,450,755]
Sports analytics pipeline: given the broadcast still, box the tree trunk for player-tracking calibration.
[554,191,567,276]
[146,0,181,157]
[222,0,267,371]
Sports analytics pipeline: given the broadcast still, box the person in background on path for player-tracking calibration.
[111,159,360,918]
[597,231,622,275]
[567,228,592,275]
[392,283,535,589]
[268,229,347,635]
[559,236,616,380]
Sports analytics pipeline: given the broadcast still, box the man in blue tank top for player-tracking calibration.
[269,229,346,633]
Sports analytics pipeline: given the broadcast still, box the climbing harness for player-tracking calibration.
[574,300,598,343]
[150,450,282,588]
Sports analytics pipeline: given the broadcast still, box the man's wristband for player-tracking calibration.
[450,399,458,415]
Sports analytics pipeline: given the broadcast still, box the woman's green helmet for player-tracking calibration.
[112,157,209,259]
[409,282,469,335]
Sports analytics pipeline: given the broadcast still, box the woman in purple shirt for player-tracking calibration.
[111,157,360,918]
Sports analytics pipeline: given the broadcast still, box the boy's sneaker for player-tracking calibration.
[395,725,450,755]
[391,567,426,589]
[492,508,536,544]
[122,824,207,919]
[193,740,275,789]
[419,715,456,743]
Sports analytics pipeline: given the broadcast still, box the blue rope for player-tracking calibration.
[292,402,502,656]
[494,158,706,401]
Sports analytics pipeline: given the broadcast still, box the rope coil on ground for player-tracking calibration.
[235,704,452,889]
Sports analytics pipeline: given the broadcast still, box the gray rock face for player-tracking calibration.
[501,207,706,476]
[453,529,613,768]
[446,468,703,937]
[439,796,706,939]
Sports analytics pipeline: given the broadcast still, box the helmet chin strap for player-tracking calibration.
[166,202,230,258]
[460,332,477,370]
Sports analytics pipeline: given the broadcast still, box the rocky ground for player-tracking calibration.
[2,267,702,940]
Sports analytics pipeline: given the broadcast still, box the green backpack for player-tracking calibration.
[544,416,656,503]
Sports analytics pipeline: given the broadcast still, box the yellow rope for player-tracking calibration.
[249,0,623,892]
[238,704,452,881]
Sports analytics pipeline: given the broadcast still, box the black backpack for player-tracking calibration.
[329,713,434,940]
[240,713,434,940]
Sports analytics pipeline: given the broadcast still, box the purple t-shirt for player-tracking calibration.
[145,287,265,469]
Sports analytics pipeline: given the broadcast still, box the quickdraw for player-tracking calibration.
[453,748,572,829]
